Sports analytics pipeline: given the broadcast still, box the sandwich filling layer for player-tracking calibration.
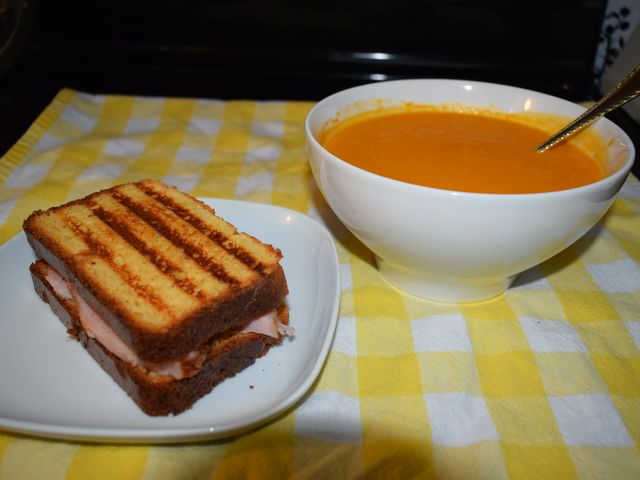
[45,264,293,380]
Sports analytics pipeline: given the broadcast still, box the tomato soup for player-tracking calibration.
[319,108,605,194]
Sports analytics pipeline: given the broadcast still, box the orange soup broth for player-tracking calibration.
[319,105,607,194]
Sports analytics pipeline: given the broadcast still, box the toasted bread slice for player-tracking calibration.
[30,260,287,416]
[23,180,288,363]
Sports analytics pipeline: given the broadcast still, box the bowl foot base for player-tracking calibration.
[376,258,516,303]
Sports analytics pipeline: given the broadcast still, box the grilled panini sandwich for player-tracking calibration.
[23,179,292,416]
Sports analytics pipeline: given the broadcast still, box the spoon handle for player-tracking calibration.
[537,63,640,153]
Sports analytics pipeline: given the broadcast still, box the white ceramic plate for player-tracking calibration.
[0,199,340,443]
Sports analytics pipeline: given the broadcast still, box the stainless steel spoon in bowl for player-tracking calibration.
[536,63,640,153]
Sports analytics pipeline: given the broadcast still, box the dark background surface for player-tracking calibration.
[0,0,638,175]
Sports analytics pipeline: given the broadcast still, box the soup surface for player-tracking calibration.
[319,108,605,194]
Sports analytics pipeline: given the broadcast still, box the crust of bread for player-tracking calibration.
[30,260,288,416]
[23,179,289,363]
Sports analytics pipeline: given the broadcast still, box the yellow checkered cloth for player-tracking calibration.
[1,89,639,479]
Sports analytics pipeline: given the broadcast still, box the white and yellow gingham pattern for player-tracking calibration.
[1,89,639,479]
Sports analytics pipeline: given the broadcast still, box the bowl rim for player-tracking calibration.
[305,78,636,200]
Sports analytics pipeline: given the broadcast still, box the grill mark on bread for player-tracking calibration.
[60,210,173,314]
[137,182,268,274]
[88,203,208,299]
[112,190,242,287]
[216,243,266,274]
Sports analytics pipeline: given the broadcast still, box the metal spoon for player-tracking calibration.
[536,63,640,153]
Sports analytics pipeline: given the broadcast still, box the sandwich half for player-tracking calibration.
[23,179,293,416]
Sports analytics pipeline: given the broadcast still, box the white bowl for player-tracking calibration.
[305,79,635,303]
